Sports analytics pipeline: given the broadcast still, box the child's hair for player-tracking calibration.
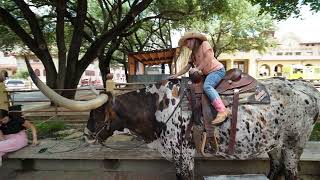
[0,109,9,119]
[191,38,203,61]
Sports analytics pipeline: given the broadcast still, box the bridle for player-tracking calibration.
[89,107,112,144]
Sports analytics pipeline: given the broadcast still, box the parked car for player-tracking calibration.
[4,79,26,90]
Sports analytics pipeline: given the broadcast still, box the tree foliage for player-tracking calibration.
[250,0,320,20]
[0,0,155,98]
[0,0,231,98]
[1,0,302,99]
[183,0,275,58]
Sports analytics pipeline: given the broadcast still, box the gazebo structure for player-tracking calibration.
[127,48,180,82]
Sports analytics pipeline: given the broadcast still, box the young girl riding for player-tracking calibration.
[169,31,229,124]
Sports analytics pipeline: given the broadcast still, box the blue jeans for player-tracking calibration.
[203,68,226,101]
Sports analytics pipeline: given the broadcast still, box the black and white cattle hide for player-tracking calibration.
[86,78,318,180]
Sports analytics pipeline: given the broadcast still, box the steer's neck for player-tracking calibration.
[113,89,162,142]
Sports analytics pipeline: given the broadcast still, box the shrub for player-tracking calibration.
[31,121,69,139]
[309,122,320,141]
[13,69,29,79]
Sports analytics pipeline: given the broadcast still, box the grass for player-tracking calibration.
[27,119,69,139]
[309,122,320,141]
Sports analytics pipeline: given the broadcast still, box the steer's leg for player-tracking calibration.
[174,142,195,180]
[282,133,307,180]
[267,147,283,180]
[175,158,194,180]
[282,147,302,180]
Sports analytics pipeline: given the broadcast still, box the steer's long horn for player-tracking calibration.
[25,57,108,111]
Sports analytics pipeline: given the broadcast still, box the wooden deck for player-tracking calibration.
[1,138,319,180]
[4,139,320,161]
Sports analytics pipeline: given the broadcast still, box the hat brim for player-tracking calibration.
[178,32,207,47]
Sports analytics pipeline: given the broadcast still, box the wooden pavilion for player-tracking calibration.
[127,48,180,82]
[128,48,179,75]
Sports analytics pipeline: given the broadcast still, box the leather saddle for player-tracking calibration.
[187,68,270,155]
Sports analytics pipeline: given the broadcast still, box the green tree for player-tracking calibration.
[0,0,154,98]
[184,0,275,58]
[250,0,320,20]
[0,0,230,98]
[13,69,29,79]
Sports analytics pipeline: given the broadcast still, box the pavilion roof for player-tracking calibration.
[128,48,177,65]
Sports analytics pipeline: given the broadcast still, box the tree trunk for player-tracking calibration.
[56,0,67,93]
[45,67,58,89]
[61,72,82,99]
[99,56,110,89]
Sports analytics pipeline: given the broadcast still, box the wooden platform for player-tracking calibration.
[1,139,319,180]
[203,174,268,180]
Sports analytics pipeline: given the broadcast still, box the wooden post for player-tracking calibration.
[128,55,136,75]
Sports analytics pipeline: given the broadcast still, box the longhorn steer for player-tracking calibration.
[84,78,318,180]
[27,59,318,180]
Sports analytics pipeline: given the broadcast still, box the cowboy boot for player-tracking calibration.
[212,109,230,125]
[211,98,230,125]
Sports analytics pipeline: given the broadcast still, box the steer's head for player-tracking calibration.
[84,92,125,144]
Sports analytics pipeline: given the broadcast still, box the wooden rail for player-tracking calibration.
[5,80,320,116]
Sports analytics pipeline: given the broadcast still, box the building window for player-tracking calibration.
[85,70,95,76]
[34,69,40,76]
[259,64,270,77]
[306,52,313,55]
[233,61,245,72]
[295,52,301,55]
[276,52,283,55]
[284,52,293,55]
[274,64,283,76]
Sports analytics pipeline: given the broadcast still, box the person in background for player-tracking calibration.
[169,31,230,124]
[0,109,38,158]
[0,75,9,111]
[106,73,116,94]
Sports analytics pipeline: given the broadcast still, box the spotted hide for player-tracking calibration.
[85,78,319,180]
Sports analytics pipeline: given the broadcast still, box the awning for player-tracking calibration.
[128,48,176,66]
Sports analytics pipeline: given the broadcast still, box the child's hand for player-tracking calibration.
[168,74,178,79]
[32,140,39,146]
[0,130,4,141]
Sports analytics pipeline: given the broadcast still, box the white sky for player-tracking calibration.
[275,6,320,42]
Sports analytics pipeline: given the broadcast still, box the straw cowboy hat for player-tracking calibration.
[178,31,208,46]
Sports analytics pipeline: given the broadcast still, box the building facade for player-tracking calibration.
[0,53,126,86]
[217,32,320,79]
